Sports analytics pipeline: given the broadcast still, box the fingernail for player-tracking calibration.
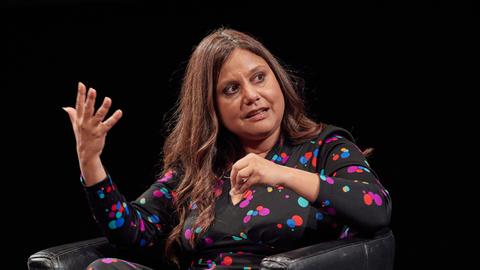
[229,189,234,196]
[62,107,67,112]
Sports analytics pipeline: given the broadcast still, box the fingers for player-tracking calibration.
[83,87,97,120]
[76,82,86,118]
[230,156,250,185]
[101,109,123,132]
[235,166,253,191]
[230,157,252,195]
[230,165,238,193]
[72,82,122,133]
[93,97,112,124]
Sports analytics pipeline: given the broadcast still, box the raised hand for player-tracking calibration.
[63,82,123,185]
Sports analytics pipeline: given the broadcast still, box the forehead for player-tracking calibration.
[219,48,268,77]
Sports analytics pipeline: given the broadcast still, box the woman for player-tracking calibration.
[63,28,391,270]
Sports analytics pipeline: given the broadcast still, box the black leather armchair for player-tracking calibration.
[28,229,394,270]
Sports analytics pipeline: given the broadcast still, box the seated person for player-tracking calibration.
[63,28,392,270]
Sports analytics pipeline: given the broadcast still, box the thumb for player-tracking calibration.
[62,107,76,124]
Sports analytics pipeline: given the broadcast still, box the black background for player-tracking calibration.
[6,0,470,269]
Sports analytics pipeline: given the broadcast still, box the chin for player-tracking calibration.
[242,126,277,140]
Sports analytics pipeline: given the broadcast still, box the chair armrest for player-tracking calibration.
[28,237,117,270]
[260,230,395,270]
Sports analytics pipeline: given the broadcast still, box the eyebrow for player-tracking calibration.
[217,65,267,90]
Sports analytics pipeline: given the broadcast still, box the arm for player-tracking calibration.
[280,167,320,203]
[282,136,391,234]
[83,169,180,249]
[63,82,179,248]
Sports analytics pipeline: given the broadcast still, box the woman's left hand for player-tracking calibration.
[229,153,287,195]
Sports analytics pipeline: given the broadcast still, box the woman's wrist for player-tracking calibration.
[279,166,320,202]
[79,156,107,187]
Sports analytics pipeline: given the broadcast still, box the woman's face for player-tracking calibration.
[216,48,285,143]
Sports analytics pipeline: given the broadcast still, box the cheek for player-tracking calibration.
[270,87,285,116]
[217,100,240,123]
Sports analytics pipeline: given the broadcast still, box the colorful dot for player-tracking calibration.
[239,200,250,208]
[204,237,213,245]
[139,198,146,204]
[221,256,233,266]
[300,156,307,164]
[319,169,327,180]
[342,186,350,192]
[148,215,159,224]
[108,220,117,230]
[315,212,324,220]
[101,258,117,264]
[363,193,373,205]
[347,166,359,173]
[97,190,105,199]
[153,190,163,198]
[286,219,296,228]
[291,215,303,226]
[297,197,309,208]
[185,229,192,239]
[258,207,270,216]
[116,218,124,227]
[373,194,383,206]
[326,177,335,184]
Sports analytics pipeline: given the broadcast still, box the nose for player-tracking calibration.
[242,84,260,105]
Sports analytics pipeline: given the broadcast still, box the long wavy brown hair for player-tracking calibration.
[160,28,325,268]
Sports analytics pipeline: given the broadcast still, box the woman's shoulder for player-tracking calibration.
[155,166,183,189]
[316,124,356,144]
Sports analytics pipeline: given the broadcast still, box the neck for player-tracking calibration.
[240,128,281,158]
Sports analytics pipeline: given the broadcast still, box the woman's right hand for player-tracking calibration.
[63,82,123,184]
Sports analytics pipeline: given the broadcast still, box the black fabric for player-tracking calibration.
[80,124,391,269]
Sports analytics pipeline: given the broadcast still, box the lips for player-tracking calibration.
[245,107,269,119]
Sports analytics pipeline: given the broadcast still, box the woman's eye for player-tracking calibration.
[224,84,239,95]
[253,72,265,83]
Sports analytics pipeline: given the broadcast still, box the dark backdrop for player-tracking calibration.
[6,1,468,269]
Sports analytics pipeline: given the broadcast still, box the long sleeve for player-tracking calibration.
[82,169,180,249]
[312,134,392,234]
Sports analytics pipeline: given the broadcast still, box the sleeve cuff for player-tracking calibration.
[80,173,112,191]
